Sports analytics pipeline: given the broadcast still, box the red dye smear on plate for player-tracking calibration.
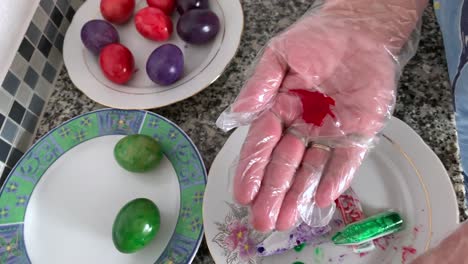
[374,233,397,252]
[411,226,422,241]
[401,246,417,263]
[290,89,335,126]
[374,236,391,251]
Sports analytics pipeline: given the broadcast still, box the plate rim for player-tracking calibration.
[0,108,207,263]
[203,116,459,263]
[63,0,244,109]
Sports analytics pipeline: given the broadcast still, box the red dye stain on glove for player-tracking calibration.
[290,89,335,126]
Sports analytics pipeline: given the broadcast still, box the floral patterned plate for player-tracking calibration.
[203,117,459,264]
[0,109,206,263]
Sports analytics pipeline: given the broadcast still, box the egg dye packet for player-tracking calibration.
[335,188,376,253]
[256,223,331,257]
[255,188,374,258]
[212,189,372,264]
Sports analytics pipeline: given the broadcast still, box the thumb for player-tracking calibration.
[216,46,286,131]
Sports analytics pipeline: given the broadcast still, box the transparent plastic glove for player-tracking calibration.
[411,223,468,264]
[217,1,423,232]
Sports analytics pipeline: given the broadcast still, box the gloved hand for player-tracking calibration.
[217,1,423,232]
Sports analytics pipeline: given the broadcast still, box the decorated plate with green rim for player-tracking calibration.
[0,108,206,263]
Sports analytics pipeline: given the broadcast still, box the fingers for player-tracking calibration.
[231,46,287,114]
[270,93,303,127]
[275,146,330,231]
[315,146,367,208]
[250,133,305,232]
[233,111,283,205]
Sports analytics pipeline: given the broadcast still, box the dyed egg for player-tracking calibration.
[176,0,209,15]
[80,19,119,56]
[112,198,161,253]
[177,9,220,44]
[134,7,173,41]
[99,43,134,84]
[146,44,184,86]
[114,134,163,172]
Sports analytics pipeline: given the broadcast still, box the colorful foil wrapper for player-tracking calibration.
[332,211,403,246]
[335,189,376,253]
[256,223,331,257]
[256,188,372,257]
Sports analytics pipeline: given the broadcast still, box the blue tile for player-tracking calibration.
[0,114,4,130]
[2,71,20,96]
[44,20,58,43]
[0,139,10,163]
[38,36,52,57]
[24,67,39,89]
[57,0,70,14]
[18,38,34,61]
[40,0,54,14]
[8,101,25,124]
[26,23,41,45]
[66,7,76,22]
[29,94,45,116]
[6,148,23,168]
[42,62,57,83]
[54,33,64,52]
[51,7,64,27]
[0,166,11,187]
[0,119,18,144]
[21,111,38,134]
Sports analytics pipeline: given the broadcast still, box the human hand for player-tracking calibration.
[217,3,419,232]
[411,223,467,264]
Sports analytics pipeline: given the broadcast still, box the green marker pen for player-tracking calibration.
[332,211,403,246]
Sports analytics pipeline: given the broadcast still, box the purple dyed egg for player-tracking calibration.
[177,9,220,44]
[81,19,119,55]
[146,44,184,86]
[176,0,209,15]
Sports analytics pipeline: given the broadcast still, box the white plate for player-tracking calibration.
[203,117,459,264]
[0,109,207,263]
[64,0,243,109]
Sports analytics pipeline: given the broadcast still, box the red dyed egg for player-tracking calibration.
[147,0,176,15]
[100,0,135,24]
[99,44,134,84]
[135,7,173,41]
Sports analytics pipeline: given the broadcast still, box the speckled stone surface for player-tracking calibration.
[36,1,466,263]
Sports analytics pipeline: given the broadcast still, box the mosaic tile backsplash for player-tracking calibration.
[0,0,85,186]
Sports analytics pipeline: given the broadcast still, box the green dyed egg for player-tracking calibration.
[112,198,161,253]
[114,134,163,172]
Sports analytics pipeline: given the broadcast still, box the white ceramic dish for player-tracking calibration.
[0,109,207,263]
[203,117,459,264]
[64,0,243,109]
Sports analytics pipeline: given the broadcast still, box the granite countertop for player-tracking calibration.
[36,1,466,263]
